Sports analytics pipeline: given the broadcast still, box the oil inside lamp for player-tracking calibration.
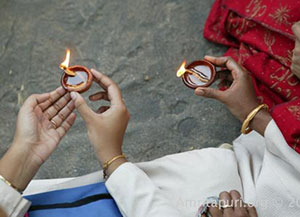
[177,60,216,89]
[60,49,93,93]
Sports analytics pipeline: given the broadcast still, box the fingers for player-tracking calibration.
[195,87,224,101]
[39,87,66,111]
[23,93,50,109]
[50,100,75,128]
[56,113,76,138]
[219,191,234,216]
[208,205,222,217]
[91,69,124,106]
[70,92,95,123]
[204,56,239,69]
[44,92,71,120]
[97,106,110,114]
[246,203,258,217]
[230,190,248,215]
[204,56,242,80]
[89,91,109,101]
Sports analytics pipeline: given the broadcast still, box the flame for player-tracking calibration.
[60,49,71,69]
[177,60,187,77]
[60,49,76,76]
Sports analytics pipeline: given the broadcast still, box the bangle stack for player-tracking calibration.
[102,154,126,179]
[0,174,23,194]
[241,104,269,134]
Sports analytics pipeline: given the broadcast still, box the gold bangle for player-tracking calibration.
[0,174,23,194]
[241,104,269,134]
[103,154,126,179]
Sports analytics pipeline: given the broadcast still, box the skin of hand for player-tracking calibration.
[202,190,258,217]
[195,56,272,136]
[70,69,130,177]
[291,22,300,78]
[0,87,76,191]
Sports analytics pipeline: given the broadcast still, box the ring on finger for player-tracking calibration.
[220,204,233,209]
[51,120,58,129]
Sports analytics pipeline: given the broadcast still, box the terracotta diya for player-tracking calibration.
[177,60,217,89]
[60,49,93,93]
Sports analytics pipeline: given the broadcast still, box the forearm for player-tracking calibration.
[0,144,41,192]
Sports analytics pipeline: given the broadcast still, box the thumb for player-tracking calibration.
[195,87,223,100]
[70,92,94,123]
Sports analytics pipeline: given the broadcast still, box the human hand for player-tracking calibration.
[71,69,130,175]
[195,56,272,135]
[0,87,76,191]
[202,190,258,217]
[292,22,300,78]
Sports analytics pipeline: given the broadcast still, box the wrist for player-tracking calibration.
[105,157,128,178]
[249,109,272,136]
[240,103,260,122]
[0,144,41,191]
[96,147,123,166]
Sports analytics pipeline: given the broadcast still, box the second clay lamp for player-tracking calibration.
[177,60,217,89]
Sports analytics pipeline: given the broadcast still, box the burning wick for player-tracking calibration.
[60,49,93,93]
[60,49,76,76]
[176,61,209,83]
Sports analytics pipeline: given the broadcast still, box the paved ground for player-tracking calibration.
[0,0,241,179]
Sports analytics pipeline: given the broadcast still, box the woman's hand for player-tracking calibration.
[202,190,258,217]
[71,69,130,176]
[195,56,272,136]
[292,22,300,78]
[0,87,76,191]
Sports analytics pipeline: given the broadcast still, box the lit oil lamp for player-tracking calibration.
[177,60,217,89]
[60,49,93,93]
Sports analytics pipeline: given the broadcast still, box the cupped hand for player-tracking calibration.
[195,56,272,135]
[0,87,76,191]
[202,190,258,217]
[70,69,130,174]
[13,87,76,164]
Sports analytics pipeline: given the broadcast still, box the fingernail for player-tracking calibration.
[195,89,204,95]
[70,92,78,100]
[91,68,98,73]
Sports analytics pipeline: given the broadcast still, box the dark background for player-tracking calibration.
[0,0,240,178]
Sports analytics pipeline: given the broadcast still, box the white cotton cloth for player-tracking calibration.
[0,181,30,217]
[2,119,300,217]
[106,120,300,217]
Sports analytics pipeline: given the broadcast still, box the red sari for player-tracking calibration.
[204,0,300,153]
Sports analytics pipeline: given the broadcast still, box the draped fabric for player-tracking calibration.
[204,0,300,153]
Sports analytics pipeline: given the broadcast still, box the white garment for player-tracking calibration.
[106,120,300,217]
[0,181,30,217]
[1,120,299,217]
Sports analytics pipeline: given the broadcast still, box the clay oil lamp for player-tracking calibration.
[60,49,93,93]
[176,60,218,89]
